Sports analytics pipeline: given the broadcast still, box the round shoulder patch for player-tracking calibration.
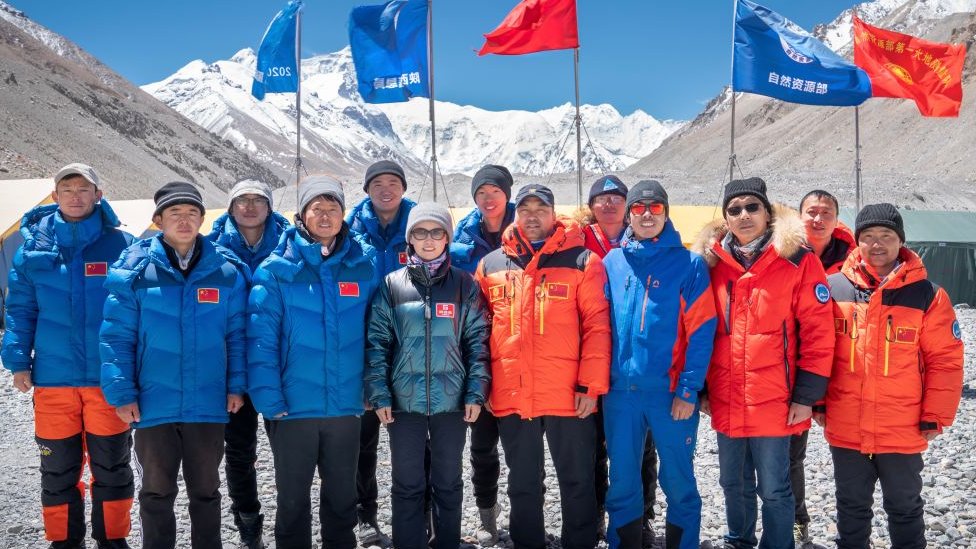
[952,320,962,340]
[814,283,831,304]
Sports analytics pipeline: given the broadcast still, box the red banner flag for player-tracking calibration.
[852,15,966,117]
[478,0,578,56]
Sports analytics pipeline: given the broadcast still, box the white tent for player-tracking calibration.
[1,179,56,325]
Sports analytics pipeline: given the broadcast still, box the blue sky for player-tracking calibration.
[11,0,861,120]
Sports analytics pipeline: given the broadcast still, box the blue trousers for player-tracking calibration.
[716,433,794,549]
[604,390,701,549]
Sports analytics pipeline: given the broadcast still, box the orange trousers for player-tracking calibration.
[34,387,134,543]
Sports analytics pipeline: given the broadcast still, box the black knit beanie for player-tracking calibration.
[855,203,905,243]
[626,180,669,217]
[471,164,514,201]
[722,177,772,213]
[364,160,407,193]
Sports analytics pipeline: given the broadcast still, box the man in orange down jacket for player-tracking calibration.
[692,177,834,549]
[791,188,856,546]
[2,164,135,549]
[475,183,611,549]
[816,203,963,549]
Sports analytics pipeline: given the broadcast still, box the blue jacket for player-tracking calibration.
[448,204,516,273]
[247,226,379,420]
[205,211,290,272]
[2,202,133,386]
[346,197,416,276]
[602,222,716,402]
[99,235,249,428]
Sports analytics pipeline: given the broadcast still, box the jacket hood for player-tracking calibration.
[263,224,370,281]
[839,246,927,290]
[500,215,585,259]
[454,203,516,242]
[19,200,122,253]
[107,234,248,290]
[573,206,595,227]
[691,203,807,268]
[346,196,417,233]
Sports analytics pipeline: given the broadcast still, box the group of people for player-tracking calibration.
[1,160,964,549]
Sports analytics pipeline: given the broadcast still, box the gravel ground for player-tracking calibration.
[1,309,973,548]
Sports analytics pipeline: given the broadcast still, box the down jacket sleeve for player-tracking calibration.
[918,287,964,432]
[675,255,717,404]
[225,271,248,397]
[790,253,835,406]
[99,273,140,408]
[460,276,491,406]
[246,269,288,417]
[364,282,395,409]
[576,252,611,399]
[1,252,38,373]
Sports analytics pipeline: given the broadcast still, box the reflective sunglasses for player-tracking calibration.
[725,202,763,217]
[593,195,625,207]
[410,227,448,241]
[629,202,666,216]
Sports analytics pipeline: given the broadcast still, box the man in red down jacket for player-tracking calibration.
[818,204,963,549]
[692,177,834,549]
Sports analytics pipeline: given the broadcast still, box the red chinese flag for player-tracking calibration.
[478,0,579,56]
[852,15,966,117]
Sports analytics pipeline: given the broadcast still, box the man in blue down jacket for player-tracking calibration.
[2,163,135,549]
[100,182,248,549]
[206,178,289,549]
[248,176,380,549]
[602,181,716,549]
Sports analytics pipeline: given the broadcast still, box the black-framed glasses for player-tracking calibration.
[725,202,762,217]
[629,202,666,216]
[410,228,448,241]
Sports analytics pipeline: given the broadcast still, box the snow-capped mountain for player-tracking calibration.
[143,47,682,178]
[814,0,976,52]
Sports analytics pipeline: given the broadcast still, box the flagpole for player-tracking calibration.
[574,47,582,208]
[294,7,303,204]
[854,106,862,212]
[427,0,439,203]
[728,0,738,183]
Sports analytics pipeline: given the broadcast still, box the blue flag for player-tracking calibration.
[349,0,429,104]
[252,1,302,101]
[733,0,871,107]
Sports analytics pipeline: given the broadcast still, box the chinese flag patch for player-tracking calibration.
[547,282,570,298]
[436,303,456,318]
[398,252,408,265]
[85,262,108,276]
[338,282,360,297]
[197,288,220,303]
[895,326,918,344]
[488,285,505,302]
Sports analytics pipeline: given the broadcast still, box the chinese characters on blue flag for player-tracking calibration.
[733,0,871,107]
[349,0,429,104]
[252,1,302,101]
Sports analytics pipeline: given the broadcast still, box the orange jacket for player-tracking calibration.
[825,247,964,454]
[692,205,835,437]
[818,224,856,275]
[476,218,611,418]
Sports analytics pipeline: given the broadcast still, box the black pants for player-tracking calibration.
[594,405,657,517]
[469,410,500,510]
[830,446,925,549]
[358,410,381,522]
[225,393,261,515]
[134,423,225,549]
[498,414,598,549]
[269,416,360,549]
[388,412,467,549]
[789,430,810,525]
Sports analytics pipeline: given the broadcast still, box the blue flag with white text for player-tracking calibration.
[252,1,302,101]
[732,0,871,106]
[349,0,429,104]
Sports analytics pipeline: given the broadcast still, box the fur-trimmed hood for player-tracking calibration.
[691,203,807,267]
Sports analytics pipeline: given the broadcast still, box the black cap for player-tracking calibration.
[153,181,204,217]
[588,175,628,206]
[514,184,555,208]
[723,177,772,213]
[626,180,669,216]
[855,203,905,243]
[471,164,514,201]
[364,160,407,193]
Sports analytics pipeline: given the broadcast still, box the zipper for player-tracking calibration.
[537,274,547,335]
[506,271,515,336]
[884,315,893,377]
[848,311,858,373]
[424,289,432,415]
[639,275,652,333]
[724,281,734,335]
[782,321,791,390]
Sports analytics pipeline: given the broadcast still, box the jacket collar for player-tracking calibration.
[620,220,683,256]
[501,216,584,263]
[207,211,289,255]
[146,234,230,282]
[692,203,808,272]
[20,200,122,253]
[455,203,516,245]
[840,246,927,291]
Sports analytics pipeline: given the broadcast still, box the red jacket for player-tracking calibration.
[476,218,611,418]
[692,205,835,437]
[825,247,964,454]
[818,224,856,275]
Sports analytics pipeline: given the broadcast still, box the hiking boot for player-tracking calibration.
[597,506,607,541]
[794,522,812,547]
[235,511,266,549]
[357,517,392,548]
[641,518,656,549]
[97,541,132,549]
[474,503,501,546]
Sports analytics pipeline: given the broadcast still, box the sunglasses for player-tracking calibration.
[233,197,269,208]
[593,195,625,207]
[629,202,666,216]
[410,228,448,241]
[725,203,763,217]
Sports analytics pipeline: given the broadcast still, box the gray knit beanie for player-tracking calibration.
[406,202,453,243]
[298,175,345,216]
